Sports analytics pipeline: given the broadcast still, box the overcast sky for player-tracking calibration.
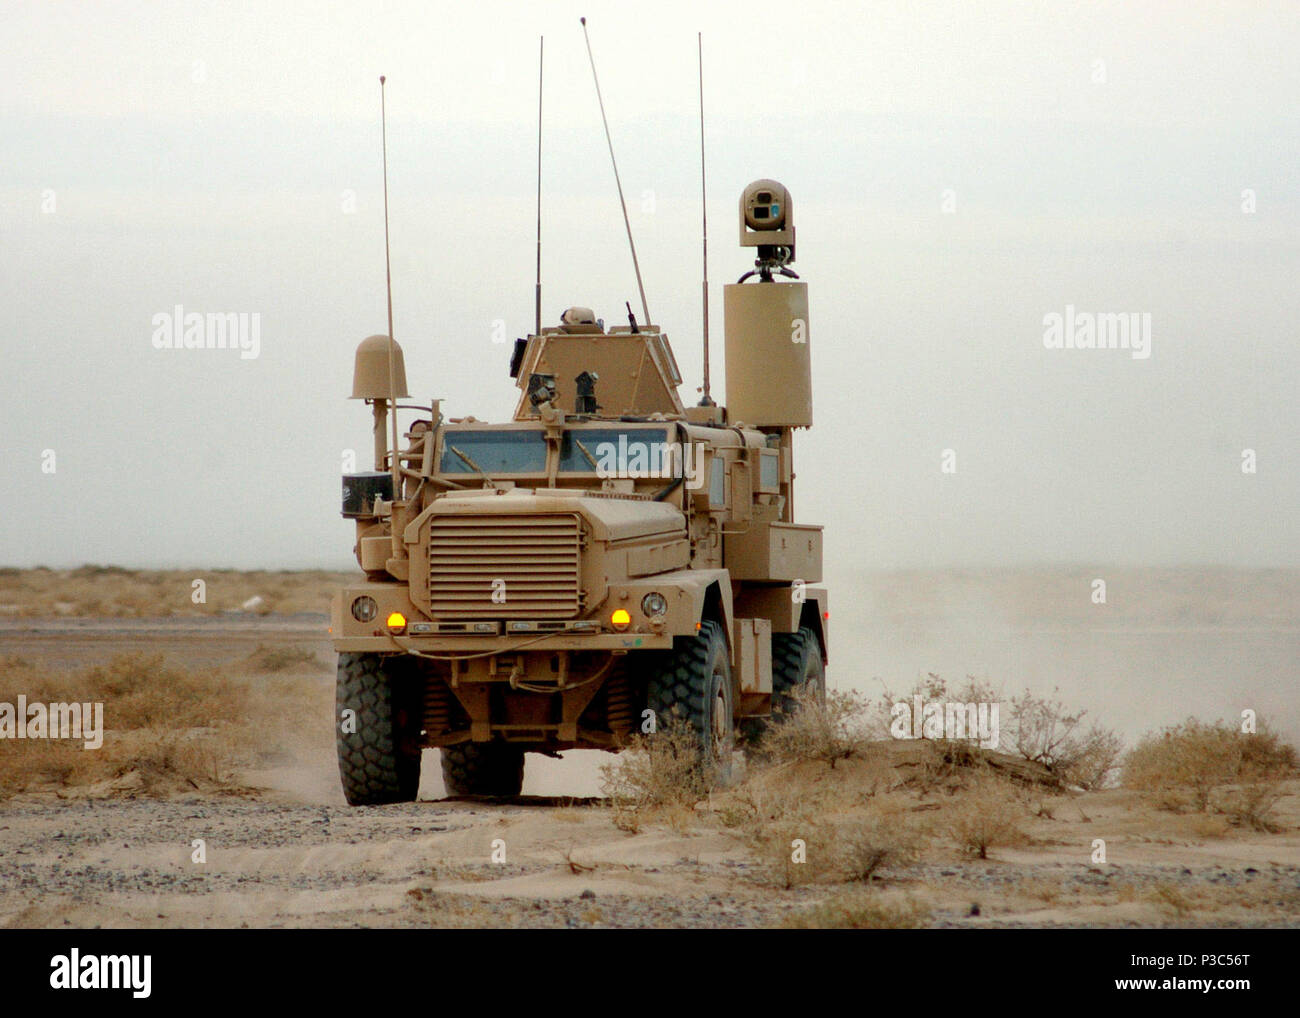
[1,0,1296,571]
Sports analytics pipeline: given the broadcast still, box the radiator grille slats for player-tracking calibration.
[426,514,581,618]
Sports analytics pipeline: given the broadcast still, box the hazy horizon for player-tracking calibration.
[2,1,1297,570]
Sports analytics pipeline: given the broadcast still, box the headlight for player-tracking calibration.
[351,596,378,622]
[610,608,631,631]
[640,592,668,618]
[386,611,407,635]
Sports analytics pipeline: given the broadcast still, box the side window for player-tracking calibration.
[759,450,779,492]
[709,456,726,508]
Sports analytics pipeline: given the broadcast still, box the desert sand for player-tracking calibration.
[0,566,1296,928]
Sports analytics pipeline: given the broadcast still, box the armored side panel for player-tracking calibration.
[723,281,811,428]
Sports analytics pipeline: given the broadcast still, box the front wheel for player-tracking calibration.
[646,619,735,784]
[335,652,421,806]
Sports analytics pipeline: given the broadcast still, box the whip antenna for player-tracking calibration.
[534,36,544,336]
[697,32,714,406]
[579,16,651,327]
[379,75,400,498]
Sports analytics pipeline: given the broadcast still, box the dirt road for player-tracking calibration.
[3,790,1298,928]
[2,607,1298,928]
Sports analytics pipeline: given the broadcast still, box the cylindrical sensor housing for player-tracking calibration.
[723,281,811,427]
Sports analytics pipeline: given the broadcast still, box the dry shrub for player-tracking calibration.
[730,765,919,888]
[746,815,831,889]
[0,652,328,798]
[784,889,930,928]
[1123,719,1295,827]
[907,737,1057,796]
[754,686,870,769]
[1144,882,1194,919]
[82,654,248,729]
[243,643,325,673]
[946,775,1029,859]
[1220,781,1286,833]
[727,765,841,887]
[1007,688,1124,789]
[916,737,988,792]
[599,716,710,832]
[876,675,1123,790]
[1016,877,1064,905]
[834,799,923,882]
[104,728,245,790]
[876,673,1001,722]
[1183,812,1233,839]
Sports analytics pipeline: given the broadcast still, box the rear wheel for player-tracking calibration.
[646,620,734,784]
[741,626,825,745]
[440,742,526,797]
[772,626,826,719]
[336,652,421,806]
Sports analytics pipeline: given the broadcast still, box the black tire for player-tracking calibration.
[441,742,525,797]
[772,626,826,718]
[741,626,825,746]
[646,619,735,784]
[335,652,421,806]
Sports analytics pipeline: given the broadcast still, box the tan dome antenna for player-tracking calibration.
[350,334,408,469]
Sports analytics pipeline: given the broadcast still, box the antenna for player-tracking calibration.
[579,16,651,327]
[534,36,543,337]
[379,75,400,499]
[697,32,714,407]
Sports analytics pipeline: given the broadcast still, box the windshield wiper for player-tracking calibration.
[448,445,494,485]
[573,437,600,470]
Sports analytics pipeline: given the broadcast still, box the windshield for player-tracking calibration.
[438,429,547,474]
[436,425,678,479]
[558,427,672,475]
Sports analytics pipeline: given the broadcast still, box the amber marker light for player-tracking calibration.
[610,608,631,631]
[387,611,408,635]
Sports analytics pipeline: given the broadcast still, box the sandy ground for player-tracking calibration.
[1,568,1298,928]
[3,766,1298,928]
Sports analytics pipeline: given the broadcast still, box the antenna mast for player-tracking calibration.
[379,75,400,499]
[579,16,651,327]
[698,32,714,406]
[534,36,544,337]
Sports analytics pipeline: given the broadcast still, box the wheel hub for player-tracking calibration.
[711,678,728,754]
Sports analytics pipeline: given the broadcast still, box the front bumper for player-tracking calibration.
[332,631,672,654]
[330,583,673,654]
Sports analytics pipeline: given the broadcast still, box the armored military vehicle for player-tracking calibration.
[332,178,827,804]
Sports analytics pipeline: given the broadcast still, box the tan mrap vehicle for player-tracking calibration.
[331,180,828,804]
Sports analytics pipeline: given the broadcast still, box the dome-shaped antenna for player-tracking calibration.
[351,334,409,472]
[351,334,408,400]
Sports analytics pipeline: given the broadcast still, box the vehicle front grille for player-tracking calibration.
[426,513,582,618]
